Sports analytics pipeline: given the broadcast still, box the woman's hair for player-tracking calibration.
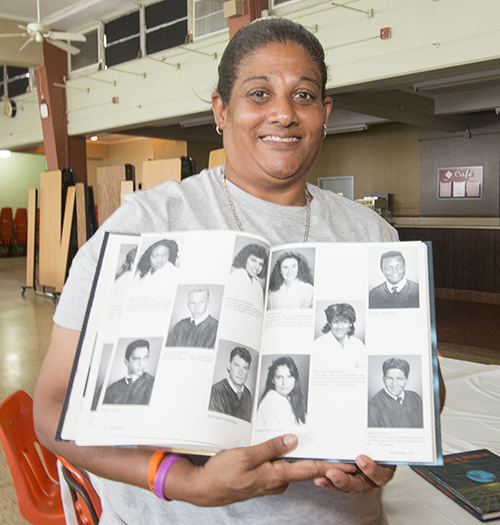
[232,243,268,278]
[135,239,179,278]
[268,251,314,291]
[216,17,328,105]
[321,303,356,336]
[115,246,137,280]
[260,356,306,424]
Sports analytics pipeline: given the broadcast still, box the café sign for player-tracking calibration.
[437,166,482,200]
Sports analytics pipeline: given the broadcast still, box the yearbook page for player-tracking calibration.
[250,241,440,465]
[58,233,141,442]
[58,230,441,465]
[60,230,270,451]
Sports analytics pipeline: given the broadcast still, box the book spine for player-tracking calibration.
[412,467,484,521]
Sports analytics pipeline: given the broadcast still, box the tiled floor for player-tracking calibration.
[0,257,55,525]
[0,256,499,523]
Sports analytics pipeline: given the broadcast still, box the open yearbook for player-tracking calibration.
[58,230,442,465]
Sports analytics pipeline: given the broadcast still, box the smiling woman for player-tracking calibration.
[34,17,403,525]
[212,37,332,204]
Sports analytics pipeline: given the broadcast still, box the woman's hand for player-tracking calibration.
[164,434,330,506]
[313,455,396,493]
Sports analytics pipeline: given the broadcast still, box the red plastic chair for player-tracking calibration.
[0,390,65,524]
[0,207,14,246]
[15,207,28,245]
[57,456,102,525]
[0,391,103,524]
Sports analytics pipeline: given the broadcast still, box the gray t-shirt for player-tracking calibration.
[55,166,397,524]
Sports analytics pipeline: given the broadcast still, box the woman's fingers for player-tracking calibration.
[243,434,298,468]
[313,456,396,493]
[356,455,396,486]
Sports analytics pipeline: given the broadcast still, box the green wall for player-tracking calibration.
[0,152,47,211]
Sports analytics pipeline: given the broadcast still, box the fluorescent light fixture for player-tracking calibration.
[0,150,11,159]
[325,124,368,135]
[413,69,500,92]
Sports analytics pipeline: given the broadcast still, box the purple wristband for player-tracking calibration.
[153,454,181,501]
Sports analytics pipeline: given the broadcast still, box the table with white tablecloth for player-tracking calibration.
[384,357,500,524]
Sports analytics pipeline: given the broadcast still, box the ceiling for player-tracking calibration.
[2,0,500,143]
[0,0,133,32]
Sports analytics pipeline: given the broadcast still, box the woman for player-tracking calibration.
[34,18,402,525]
[226,243,268,305]
[267,251,314,309]
[133,238,179,296]
[257,356,307,427]
[315,303,365,350]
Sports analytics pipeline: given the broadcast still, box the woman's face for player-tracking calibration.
[212,43,332,199]
[245,254,264,279]
[329,317,351,340]
[280,257,298,284]
[149,245,169,271]
[273,365,296,397]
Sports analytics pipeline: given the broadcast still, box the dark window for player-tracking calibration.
[5,66,29,97]
[104,10,141,67]
[7,66,28,78]
[71,28,99,72]
[105,11,140,44]
[145,0,188,54]
[7,77,29,97]
[146,20,188,54]
[0,66,4,98]
[105,37,141,67]
[145,0,187,28]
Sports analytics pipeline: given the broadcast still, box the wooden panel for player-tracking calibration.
[55,186,76,293]
[26,188,37,288]
[120,180,134,205]
[75,183,87,249]
[39,170,62,288]
[142,159,181,190]
[208,148,226,168]
[96,165,127,226]
[397,227,500,293]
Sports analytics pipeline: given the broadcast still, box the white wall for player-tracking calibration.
[0,92,43,150]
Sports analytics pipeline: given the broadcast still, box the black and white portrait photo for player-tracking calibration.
[166,284,223,348]
[225,237,268,307]
[314,301,366,351]
[256,354,310,427]
[102,338,161,406]
[208,341,258,423]
[369,249,419,309]
[367,355,423,428]
[267,248,316,310]
[132,237,181,297]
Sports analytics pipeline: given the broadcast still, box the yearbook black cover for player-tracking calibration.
[412,449,500,521]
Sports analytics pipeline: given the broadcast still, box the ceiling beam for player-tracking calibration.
[331,90,468,132]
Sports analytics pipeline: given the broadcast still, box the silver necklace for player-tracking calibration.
[221,166,311,243]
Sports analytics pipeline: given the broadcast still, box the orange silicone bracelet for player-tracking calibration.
[148,451,167,493]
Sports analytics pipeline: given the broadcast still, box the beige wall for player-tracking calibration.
[309,123,421,216]
[152,139,187,161]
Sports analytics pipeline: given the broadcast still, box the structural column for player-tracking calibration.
[228,0,268,38]
[34,41,87,184]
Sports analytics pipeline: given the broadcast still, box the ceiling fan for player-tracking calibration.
[0,0,86,55]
